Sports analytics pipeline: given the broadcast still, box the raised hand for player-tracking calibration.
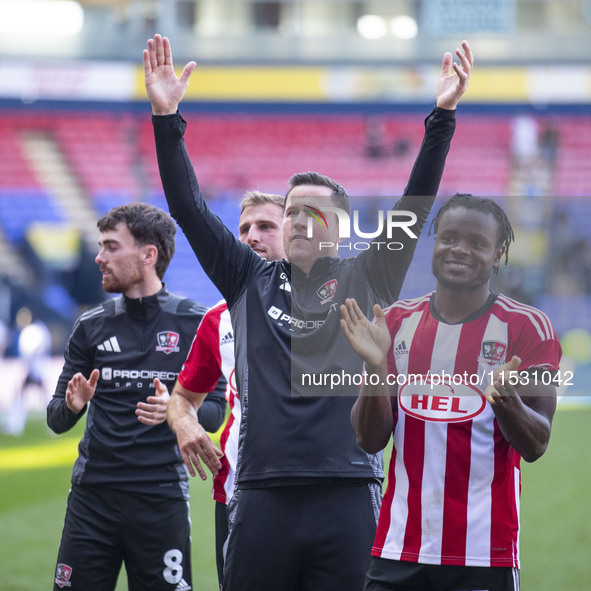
[340,299,391,368]
[143,34,196,116]
[436,40,474,110]
[65,369,99,414]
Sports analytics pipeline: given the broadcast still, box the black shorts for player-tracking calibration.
[53,485,192,591]
[223,481,381,591]
[364,556,520,591]
[214,500,229,589]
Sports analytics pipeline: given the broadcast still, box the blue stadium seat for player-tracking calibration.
[0,189,65,242]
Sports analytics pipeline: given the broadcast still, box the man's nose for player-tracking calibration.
[292,210,309,229]
[450,240,470,254]
[246,227,260,244]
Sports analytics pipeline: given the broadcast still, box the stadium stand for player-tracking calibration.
[0,110,590,330]
[135,113,512,197]
[0,189,64,242]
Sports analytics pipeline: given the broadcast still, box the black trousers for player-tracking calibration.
[215,499,229,589]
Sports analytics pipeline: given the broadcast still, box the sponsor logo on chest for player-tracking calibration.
[267,305,324,331]
[399,377,486,423]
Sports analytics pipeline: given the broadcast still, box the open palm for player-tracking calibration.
[435,40,474,110]
[340,299,391,367]
[143,34,196,116]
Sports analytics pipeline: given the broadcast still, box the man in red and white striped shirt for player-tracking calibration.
[341,194,561,591]
[167,190,286,589]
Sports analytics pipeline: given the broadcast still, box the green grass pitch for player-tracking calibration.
[0,406,589,590]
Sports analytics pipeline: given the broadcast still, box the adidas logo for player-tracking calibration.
[279,282,292,292]
[175,579,192,591]
[98,336,121,352]
[220,331,234,346]
[393,340,408,356]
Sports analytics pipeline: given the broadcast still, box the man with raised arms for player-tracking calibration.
[145,35,473,591]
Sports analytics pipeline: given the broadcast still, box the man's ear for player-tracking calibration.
[493,245,506,270]
[143,244,159,267]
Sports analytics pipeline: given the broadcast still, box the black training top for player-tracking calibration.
[47,287,226,499]
[153,107,456,487]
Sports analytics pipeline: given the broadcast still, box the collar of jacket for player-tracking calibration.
[288,256,340,283]
[123,285,168,321]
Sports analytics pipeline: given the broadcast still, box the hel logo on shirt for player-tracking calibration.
[156,331,180,354]
[481,340,507,366]
[317,279,338,304]
[55,563,73,588]
[399,377,487,423]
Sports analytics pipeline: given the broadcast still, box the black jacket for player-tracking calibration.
[47,287,226,498]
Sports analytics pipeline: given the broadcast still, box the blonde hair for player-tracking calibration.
[239,190,284,215]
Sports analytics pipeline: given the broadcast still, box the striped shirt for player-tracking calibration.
[375,292,561,568]
[179,300,240,504]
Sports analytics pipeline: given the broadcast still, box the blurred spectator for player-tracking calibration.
[539,122,559,166]
[552,210,577,267]
[547,210,591,296]
[365,117,411,160]
[364,116,387,158]
[393,136,411,157]
[1,307,52,436]
[511,114,539,167]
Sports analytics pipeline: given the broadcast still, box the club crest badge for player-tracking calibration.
[156,331,180,354]
[55,563,73,588]
[317,279,338,305]
[481,340,507,366]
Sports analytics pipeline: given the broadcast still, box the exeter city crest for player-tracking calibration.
[481,340,507,366]
[317,279,338,305]
[156,331,180,354]
[55,563,72,588]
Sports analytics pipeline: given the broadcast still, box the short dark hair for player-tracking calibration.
[97,202,176,280]
[429,194,515,273]
[286,171,350,215]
